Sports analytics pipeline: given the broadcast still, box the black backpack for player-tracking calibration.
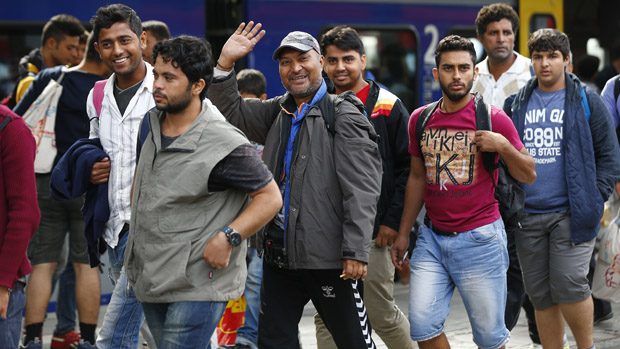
[318,90,369,137]
[415,93,526,232]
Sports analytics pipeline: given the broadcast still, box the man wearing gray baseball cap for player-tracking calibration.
[209,22,381,349]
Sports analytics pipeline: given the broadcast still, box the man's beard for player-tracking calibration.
[439,78,474,102]
[154,88,192,113]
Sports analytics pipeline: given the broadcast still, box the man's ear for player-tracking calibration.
[432,68,439,82]
[94,42,101,58]
[45,37,57,50]
[193,79,206,97]
[140,31,147,51]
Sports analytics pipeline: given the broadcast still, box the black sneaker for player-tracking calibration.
[594,311,613,325]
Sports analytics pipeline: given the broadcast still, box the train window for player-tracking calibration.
[530,14,556,33]
[319,25,419,112]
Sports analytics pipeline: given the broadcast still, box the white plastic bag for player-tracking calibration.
[592,199,620,302]
[22,68,66,173]
[598,200,620,265]
[592,256,620,302]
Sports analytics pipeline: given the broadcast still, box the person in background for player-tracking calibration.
[228,67,268,349]
[71,32,89,67]
[315,25,413,349]
[471,5,548,346]
[7,14,84,108]
[86,4,156,348]
[576,55,601,93]
[595,40,620,92]
[142,20,171,65]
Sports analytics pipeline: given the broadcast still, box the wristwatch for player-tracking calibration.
[222,226,242,247]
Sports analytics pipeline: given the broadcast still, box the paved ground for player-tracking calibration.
[36,281,620,348]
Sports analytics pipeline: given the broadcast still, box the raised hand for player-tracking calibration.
[218,21,266,69]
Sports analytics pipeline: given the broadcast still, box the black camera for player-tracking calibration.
[263,225,288,268]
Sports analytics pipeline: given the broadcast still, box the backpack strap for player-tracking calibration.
[0,116,12,132]
[56,67,67,84]
[415,100,440,143]
[321,93,337,137]
[93,80,107,118]
[580,87,591,122]
[319,91,367,137]
[473,93,497,176]
[135,110,152,163]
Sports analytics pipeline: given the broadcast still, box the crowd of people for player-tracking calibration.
[1,2,620,349]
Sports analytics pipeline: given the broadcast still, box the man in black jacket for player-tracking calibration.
[209,23,382,349]
[315,25,413,349]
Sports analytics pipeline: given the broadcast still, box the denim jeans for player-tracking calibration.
[54,262,77,335]
[0,281,26,348]
[235,247,262,348]
[409,219,510,349]
[96,233,145,349]
[142,301,226,349]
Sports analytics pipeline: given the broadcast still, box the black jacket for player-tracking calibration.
[363,80,411,238]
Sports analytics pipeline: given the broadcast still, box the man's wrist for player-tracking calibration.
[216,59,235,71]
[222,226,242,247]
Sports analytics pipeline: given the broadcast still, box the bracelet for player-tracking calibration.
[217,60,234,70]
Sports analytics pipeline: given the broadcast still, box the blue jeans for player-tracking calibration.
[409,219,510,349]
[96,233,145,349]
[0,281,26,348]
[54,262,77,335]
[142,301,226,349]
[236,247,262,348]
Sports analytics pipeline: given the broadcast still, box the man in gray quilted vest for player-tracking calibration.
[124,35,281,348]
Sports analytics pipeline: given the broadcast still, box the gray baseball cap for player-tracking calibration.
[272,31,321,61]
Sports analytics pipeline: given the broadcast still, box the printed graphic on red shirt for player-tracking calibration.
[420,127,478,191]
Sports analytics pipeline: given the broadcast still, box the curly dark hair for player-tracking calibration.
[435,35,476,67]
[475,3,519,37]
[527,29,570,59]
[91,4,142,44]
[153,35,214,100]
[320,25,365,56]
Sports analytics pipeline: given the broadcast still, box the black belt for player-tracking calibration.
[424,215,459,237]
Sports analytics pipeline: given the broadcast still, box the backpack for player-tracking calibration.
[22,67,67,174]
[415,93,526,232]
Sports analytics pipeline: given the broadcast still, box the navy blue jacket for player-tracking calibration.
[504,72,620,244]
[50,138,109,266]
